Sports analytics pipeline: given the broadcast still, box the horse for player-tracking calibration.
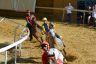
[48,29,67,57]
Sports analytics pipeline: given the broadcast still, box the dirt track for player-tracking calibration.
[0,19,96,64]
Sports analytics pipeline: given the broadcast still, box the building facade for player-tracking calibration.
[36,0,77,21]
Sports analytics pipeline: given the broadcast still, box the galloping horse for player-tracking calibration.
[48,29,67,57]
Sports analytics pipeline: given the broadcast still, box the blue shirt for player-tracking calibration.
[42,23,50,32]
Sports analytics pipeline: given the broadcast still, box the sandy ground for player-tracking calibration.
[0,18,96,64]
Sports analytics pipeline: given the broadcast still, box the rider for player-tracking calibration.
[42,17,50,33]
[49,21,66,51]
[25,10,42,43]
[41,42,65,64]
[41,41,50,64]
[26,10,32,41]
[49,21,55,29]
[42,17,50,41]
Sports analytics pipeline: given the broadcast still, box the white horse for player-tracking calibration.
[49,29,66,56]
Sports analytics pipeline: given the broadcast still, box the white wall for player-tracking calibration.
[0,0,36,12]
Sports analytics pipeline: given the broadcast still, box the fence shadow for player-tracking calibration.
[0,42,9,48]
[55,21,96,30]
[17,57,41,64]
[65,54,77,62]
[6,57,42,64]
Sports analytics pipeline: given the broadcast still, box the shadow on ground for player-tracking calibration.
[66,54,77,62]
[0,42,9,48]
[17,57,41,64]
[35,45,41,48]
[3,57,42,64]
[55,22,96,30]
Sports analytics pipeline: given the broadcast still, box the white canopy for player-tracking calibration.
[0,0,36,12]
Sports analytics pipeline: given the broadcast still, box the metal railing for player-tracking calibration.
[0,17,29,64]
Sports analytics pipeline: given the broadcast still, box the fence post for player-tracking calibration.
[83,11,85,25]
[15,46,17,64]
[5,51,7,64]
[62,8,65,22]
[14,24,20,64]
[19,43,22,56]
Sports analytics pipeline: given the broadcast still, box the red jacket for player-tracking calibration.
[42,52,49,64]
[26,15,33,25]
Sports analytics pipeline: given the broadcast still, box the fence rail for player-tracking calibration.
[0,30,29,53]
[0,17,29,64]
[36,6,93,25]
[36,6,92,13]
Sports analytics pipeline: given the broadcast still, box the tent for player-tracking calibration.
[0,0,36,12]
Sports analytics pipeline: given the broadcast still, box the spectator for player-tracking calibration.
[77,15,83,25]
[65,3,74,23]
[91,6,95,26]
[92,5,96,27]
[87,6,92,25]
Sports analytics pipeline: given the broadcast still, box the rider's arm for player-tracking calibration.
[35,21,43,30]
[25,18,30,24]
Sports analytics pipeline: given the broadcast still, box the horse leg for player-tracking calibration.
[33,33,42,44]
[40,36,43,42]
[62,48,66,56]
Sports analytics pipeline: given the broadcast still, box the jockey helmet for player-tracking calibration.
[41,41,49,49]
[42,17,47,21]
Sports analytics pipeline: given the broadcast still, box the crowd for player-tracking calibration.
[82,4,96,27]
[65,2,96,27]
[89,4,96,27]
[25,10,67,64]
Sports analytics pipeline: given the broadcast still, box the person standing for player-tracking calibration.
[88,6,92,24]
[92,6,95,26]
[65,3,74,23]
[92,5,96,27]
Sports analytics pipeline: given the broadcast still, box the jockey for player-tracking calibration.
[48,48,64,64]
[25,10,33,41]
[49,21,55,37]
[25,10,42,43]
[49,21,55,29]
[42,17,50,41]
[41,41,64,64]
[26,10,32,25]
[49,22,66,50]
[41,41,50,64]
[42,17,50,33]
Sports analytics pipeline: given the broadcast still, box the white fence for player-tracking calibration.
[0,17,29,64]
